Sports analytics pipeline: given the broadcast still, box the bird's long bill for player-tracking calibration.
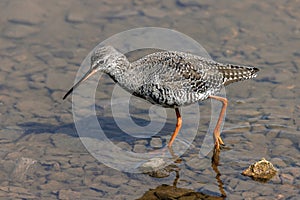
[63,67,98,100]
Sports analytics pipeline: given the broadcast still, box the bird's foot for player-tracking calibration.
[217,136,225,146]
[214,136,225,151]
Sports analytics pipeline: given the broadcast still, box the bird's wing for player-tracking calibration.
[137,52,223,93]
[131,52,224,106]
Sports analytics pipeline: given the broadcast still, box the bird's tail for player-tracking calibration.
[218,64,259,86]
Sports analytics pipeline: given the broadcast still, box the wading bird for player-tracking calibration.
[63,46,259,150]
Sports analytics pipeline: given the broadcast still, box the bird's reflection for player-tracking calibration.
[211,149,227,198]
[138,147,226,199]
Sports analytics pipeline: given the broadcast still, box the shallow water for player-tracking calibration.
[0,0,299,199]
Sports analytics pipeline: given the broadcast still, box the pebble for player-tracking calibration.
[58,189,81,199]
[2,24,40,39]
[244,133,266,142]
[90,183,117,195]
[270,145,289,157]
[51,50,74,59]
[253,183,275,196]
[272,85,295,99]
[265,129,279,140]
[50,134,85,153]
[80,188,104,199]
[133,144,147,153]
[0,170,7,184]
[38,180,64,191]
[177,0,207,7]
[224,136,243,146]
[250,124,268,132]
[46,70,73,91]
[228,83,254,99]
[65,10,86,23]
[271,174,282,184]
[116,141,132,151]
[42,152,70,166]
[150,137,163,148]
[114,9,140,19]
[138,158,166,173]
[226,177,239,191]
[67,167,85,177]
[234,180,256,191]
[272,138,293,146]
[224,122,251,133]
[278,131,299,141]
[233,109,261,117]
[99,175,128,188]
[226,193,246,199]
[35,52,53,64]
[271,158,286,168]
[255,196,274,200]
[280,173,294,185]
[0,186,36,199]
[0,38,16,51]
[10,157,37,182]
[48,172,70,182]
[185,157,210,170]
[289,196,300,200]
[5,0,46,25]
[284,167,300,178]
[200,184,221,196]
[242,191,259,199]
[141,7,167,18]
[15,99,52,117]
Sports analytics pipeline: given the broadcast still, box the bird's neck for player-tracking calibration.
[106,55,132,84]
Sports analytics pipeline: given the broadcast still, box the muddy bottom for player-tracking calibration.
[0,0,299,199]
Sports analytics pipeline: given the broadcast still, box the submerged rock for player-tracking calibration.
[242,158,277,182]
[138,158,179,178]
[137,184,224,200]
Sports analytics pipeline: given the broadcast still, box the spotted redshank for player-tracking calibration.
[63,46,259,150]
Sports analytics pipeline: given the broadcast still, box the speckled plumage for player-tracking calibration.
[63,45,259,150]
[87,46,258,108]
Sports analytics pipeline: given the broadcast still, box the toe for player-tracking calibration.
[218,136,225,145]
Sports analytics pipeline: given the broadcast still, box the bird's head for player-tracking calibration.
[90,45,119,73]
[63,46,119,100]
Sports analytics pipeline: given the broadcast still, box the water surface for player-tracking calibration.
[0,0,299,199]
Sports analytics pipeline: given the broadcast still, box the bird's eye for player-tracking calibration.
[98,60,104,64]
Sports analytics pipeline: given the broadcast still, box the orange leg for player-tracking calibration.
[168,108,182,147]
[208,95,228,150]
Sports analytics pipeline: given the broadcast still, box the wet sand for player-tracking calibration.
[0,0,299,199]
